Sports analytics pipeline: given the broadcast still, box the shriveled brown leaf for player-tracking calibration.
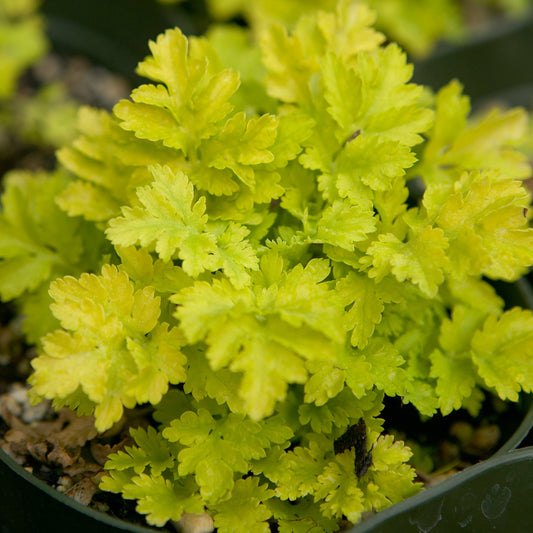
[51,409,98,448]
[63,458,102,478]
[47,443,80,468]
[26,439,51,463]
[1,436,26,464]
[90,436,133,466]
[4,428,34,457]
[65,477,99,506]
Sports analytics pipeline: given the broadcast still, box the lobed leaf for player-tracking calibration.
[29,265,187,431]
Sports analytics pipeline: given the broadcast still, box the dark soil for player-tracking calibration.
[382,394,529,486]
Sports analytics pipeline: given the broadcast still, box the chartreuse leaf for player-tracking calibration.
[296,0,383,61]
[429,305,487,415]
[365,0,462,57]
[260,1,383,105]
[255,435,330,501]
[201,112,278,187]
[120,475,204,527]
[417,80,468,170]
[472,308,533,401]
[106,165,215,268]
[183,347,246,413]
[57,107,181,222]
[208,221,259,287]
[0,0,47,98]
[415,80,530,185]
[316,451,366,522]
[433,171,533,280]
[173,252,344,419]
[268,497,340,533]
[288,25,432,207]
[260,23,315,105]
[362,226,449,297]
[315,436,418,521]
[359,339,409,397]
[107,165,259,286]
[163,407,291,501]
[445,276,504,316]
[115,28,240,154]
[321,46,431,196]
[313,199,377,249]
[303,359,345,406]
[209,478,274,533]
[324,45,433,146]
[267,110,315,169]
[321,52,363,139]
[368,285,446,415]
[0,169,107,340]
[29,265,187,431]
[298,388,383,435]
[336,135,417,194]
[206,24,276,115]
[337,273,401,348]
[189,110,288,206]
[116,245,193,295]
[356,434,421,511]
[105,426,175,477]
[0,170,81,300]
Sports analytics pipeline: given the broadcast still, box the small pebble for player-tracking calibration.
[7,383,51,423]
[57,475,73,490]
[175,513,215,533]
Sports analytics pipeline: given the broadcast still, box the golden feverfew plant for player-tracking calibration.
[0,1,532,531]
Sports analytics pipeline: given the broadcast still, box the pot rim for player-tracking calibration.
[0,446,156,531]
[351,445,533,532]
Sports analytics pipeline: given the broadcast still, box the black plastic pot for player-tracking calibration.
[0,449,157,533]
[412,11,533,109]
[354,446,533,532]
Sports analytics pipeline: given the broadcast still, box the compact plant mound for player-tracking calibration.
[1,1,533,531]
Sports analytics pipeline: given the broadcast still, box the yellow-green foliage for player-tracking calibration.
[0,1,532,531]
[0,0,47,98]
[206,0,531,56]
[14,83,79,148]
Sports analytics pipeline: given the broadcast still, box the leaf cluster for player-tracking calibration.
[204,0,531,57]
[1,1,532,531]
[0,0,47,98]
